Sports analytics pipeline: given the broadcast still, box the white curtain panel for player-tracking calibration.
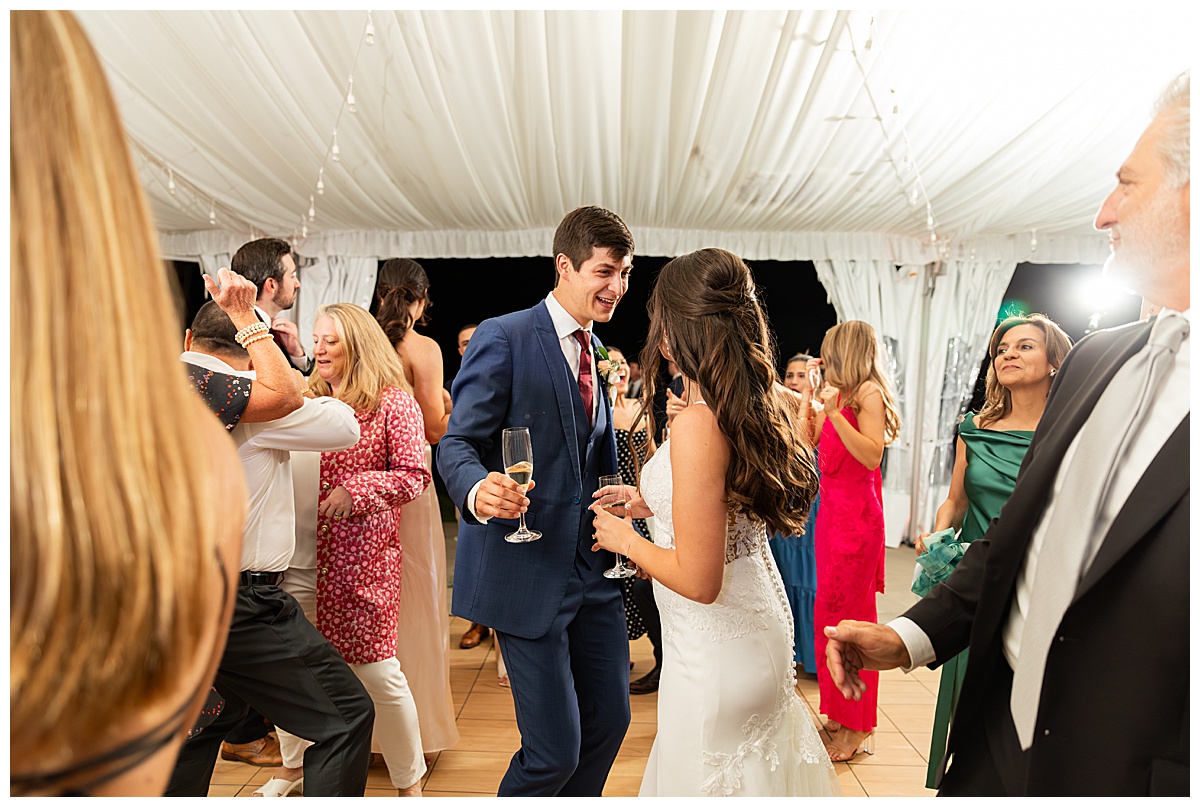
[196,253,231,283]
[293,256,380,350]
[912,259,1017,531]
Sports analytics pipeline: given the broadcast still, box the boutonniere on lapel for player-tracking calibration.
[594,345,623,400]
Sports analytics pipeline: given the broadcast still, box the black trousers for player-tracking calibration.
[166,584,374,797]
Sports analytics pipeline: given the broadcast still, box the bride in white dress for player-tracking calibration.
[591,248,838,797]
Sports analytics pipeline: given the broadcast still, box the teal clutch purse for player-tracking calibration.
[911,528,965,597]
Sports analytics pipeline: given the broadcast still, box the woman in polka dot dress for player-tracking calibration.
[605,347,663,694]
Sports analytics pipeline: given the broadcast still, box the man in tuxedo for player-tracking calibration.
[824,72,1190,796]
[624,358,643,398]
[650,360,685,443]
[231,237,313,374]
[438,206,635,796]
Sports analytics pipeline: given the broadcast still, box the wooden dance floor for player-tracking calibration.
[208,545,938,797]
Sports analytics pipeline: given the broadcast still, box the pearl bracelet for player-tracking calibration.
[240,331,274,348]
[234,321,270,347]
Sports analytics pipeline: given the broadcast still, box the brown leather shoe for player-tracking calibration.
[220,734,282,767]
[459,622,490,649]
[629,666,661,695]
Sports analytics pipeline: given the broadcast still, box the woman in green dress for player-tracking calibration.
[916,313,1072,789]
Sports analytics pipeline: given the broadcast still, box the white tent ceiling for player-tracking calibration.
[78,9,1190,264]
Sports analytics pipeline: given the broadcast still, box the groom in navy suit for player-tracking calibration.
[438,206,635,796]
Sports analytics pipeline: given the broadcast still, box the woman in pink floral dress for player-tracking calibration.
[269,303,431,797]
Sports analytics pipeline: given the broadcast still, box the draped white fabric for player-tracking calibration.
[196,253,231,283]
[77,10,1186,262]
[294,256,380,350]
[915,260,1018,523]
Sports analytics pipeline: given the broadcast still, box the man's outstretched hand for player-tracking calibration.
[824,621,912,700]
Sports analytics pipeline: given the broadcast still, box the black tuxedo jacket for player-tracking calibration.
[905,317,1189,796]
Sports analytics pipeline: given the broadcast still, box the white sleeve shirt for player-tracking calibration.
[181,351,360,572]
[888,308,1191,672]
[466,291,596,523]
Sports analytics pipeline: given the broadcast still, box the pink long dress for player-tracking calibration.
[813,407,886,733]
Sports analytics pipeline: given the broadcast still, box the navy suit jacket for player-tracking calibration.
[906,318,1189,795]
[438,301,619,639]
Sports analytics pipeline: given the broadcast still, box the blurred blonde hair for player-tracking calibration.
[11,9,238,789]
[308,303,413,411]
[819,320,902,444]
[977,314,1073,428]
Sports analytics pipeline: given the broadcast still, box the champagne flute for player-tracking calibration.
[502,427,542,543]
[808,365,825,412]
[598,473,636,578]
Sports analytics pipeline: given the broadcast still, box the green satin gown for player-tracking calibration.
[925,414,1033,788]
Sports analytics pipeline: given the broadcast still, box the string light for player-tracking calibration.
[847,13,946,253]
[298,12,372,240]
[167,168,176,195]
[209,199,217,226]
[1030,229,1038,253]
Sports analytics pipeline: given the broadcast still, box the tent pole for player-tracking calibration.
[906,259,939,542]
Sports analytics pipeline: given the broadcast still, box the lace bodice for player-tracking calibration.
[640,439,791,643]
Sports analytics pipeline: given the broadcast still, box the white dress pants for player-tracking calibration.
[278,567,427,788]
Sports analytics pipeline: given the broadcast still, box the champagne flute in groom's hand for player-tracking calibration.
[502,427,542,543]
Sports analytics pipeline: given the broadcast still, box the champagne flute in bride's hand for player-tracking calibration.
[502,427,542,543]
[598,474,636,578]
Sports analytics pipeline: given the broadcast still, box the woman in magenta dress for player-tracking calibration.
[806,321,901,762]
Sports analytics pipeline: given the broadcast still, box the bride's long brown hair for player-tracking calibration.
[637,248,819,536]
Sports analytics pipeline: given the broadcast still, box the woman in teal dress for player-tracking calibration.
[916,314,1072,788]
[770,353,820,672]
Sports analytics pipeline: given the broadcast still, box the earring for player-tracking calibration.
[1049,368,1057,377]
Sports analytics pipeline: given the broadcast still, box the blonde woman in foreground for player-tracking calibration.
[10,9,246,795]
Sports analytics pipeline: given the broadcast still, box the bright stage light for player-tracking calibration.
[1079,273,1137,316]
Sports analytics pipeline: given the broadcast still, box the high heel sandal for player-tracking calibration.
[253,776,304,797]
[825,730,875,762]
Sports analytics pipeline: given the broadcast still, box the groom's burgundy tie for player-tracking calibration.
[572,329,594,427]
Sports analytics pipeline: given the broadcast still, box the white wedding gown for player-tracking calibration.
[638,438,839,797]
